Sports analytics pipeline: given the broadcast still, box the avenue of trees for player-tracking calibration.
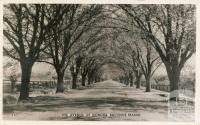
[3,4,195,101]
[120,5,195,99]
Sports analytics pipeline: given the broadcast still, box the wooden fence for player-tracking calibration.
[140,82,170,92]
[140,82,194,92]
[3,80,72,93]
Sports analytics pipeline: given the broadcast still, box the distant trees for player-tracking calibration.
[4,64,18,93]
[120,5,195,98]
[81,58,96,86]
[109,38,133,86]
[87,61,101,85]
[104,5,143,88]
[110,33,161,91]
[80,45,102,86]
[115,62,131,86]
[69,26,106,89]
[9,71,17,93]
[135,41,162,92]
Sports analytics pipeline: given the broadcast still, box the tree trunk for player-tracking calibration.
[128,71,134,87]
[81,74,86,86]
[145,75,151,92]
[123,77,126,85]
[91,76,95,84]
[167,67,180,101]
[94,77,98,83]
[11,81,16,93]
[72,74,77,89]
[130,75,134,87]
[126,78,129,85]
[136,74,142,89]
[88,74,91,85]
[56,71,64,93]
[124,74,129,86]
[19,59,33,101]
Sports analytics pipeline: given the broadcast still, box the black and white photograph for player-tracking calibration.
[1,0,199,124]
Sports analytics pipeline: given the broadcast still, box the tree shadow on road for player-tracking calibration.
[3,95,168,114]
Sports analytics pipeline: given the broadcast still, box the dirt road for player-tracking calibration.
[3,80,169,121]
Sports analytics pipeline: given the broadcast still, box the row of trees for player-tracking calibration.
[3,4,107,100]
[110,5,195,98]
[110,30,162,92]
[121,5,195,99]
[4,4,195,101]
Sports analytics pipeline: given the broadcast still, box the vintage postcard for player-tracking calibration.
[1,0,200,125]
